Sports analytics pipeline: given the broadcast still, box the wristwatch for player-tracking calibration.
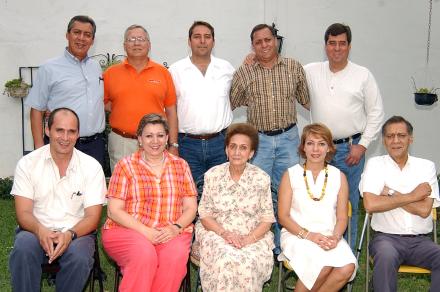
[170,142,179,148]
[67,229,78,240]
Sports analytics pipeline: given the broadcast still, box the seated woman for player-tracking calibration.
[278,123,357,292]
[102,114,197,292]
[195,123,275,291]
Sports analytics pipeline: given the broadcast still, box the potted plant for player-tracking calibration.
[3,78,30,98]
[411,77,438,106]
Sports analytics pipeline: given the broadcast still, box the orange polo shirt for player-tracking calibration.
[103,59,176,134]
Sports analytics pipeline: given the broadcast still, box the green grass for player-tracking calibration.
[0,199,433,291]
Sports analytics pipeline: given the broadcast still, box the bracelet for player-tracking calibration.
[297,227,309,239]
[333,232,342,240]
[304,231,310,240]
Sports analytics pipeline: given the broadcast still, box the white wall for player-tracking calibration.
[0,0,439,176]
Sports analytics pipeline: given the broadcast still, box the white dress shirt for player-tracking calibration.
[11,145,107,231]
[360,155,439,234]
[304,61,384,148]
[169,55,234,134]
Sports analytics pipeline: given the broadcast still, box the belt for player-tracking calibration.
[180,128,227,140]
[112,128,137,139]
[376,232,430,238]
[259,123,296,136]
[333,133,362,144]
[77,132,104,144]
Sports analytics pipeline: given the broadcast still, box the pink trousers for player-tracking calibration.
[102,227,191,292]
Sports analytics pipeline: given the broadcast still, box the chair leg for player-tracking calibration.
[194,265,201,292]
[114,266,121,292]
[277,261,283,292]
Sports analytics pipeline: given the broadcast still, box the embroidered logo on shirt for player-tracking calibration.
[148,79,161,84]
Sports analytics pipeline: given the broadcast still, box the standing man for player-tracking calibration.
[304,23,384,249]
[360,116,440,292]
[104,24,178,170]
[231,24,310,255]
[169,21,234,190]
[9,108,106,292]
[26,15,106,167]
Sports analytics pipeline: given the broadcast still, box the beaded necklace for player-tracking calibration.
[303,162,328,201]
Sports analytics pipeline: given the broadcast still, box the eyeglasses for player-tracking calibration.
[125,37,148,43]
[384,133,409,140]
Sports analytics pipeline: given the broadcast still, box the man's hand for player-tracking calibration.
[48,231,72,263]
[345,144,366,166]
[37,225,56,258]
[411,182,432,201]
[168,146,179,156]
[243,52,256,65]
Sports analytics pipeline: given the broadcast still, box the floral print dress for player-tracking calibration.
[195,162,275,292]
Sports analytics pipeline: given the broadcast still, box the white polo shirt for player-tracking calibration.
[169,55,234,134]
[304,61,384,148]
[360,155,439,234]
[11,145,107,231]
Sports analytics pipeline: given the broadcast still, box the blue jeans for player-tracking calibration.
[252,125,300,255]
[331,136,364,251]
[178,132,227,199]
[9,229,95,292]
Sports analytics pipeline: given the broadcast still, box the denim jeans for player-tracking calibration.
[178,132,227,199]
[251,125,300,254]
[331,136,365,251]
[9,229,95,292]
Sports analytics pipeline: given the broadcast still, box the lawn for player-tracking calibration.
[0,198,433,291]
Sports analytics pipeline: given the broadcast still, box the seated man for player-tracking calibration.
[360,115,440,292]
[9,107,106,292]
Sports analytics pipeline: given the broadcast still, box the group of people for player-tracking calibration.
[7,14,440,292]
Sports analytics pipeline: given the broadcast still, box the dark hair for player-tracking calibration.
[324,23,351,44]
[225,123,259,151]
[250,24,276,42]
[136,113,169,137]
[47,107,80,131]
[67,15,96,39]
[381,116,414,136]
[189,21,215,40]
[298,123,336,162]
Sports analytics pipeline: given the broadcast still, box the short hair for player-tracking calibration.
[225,123,259,151]
[67,15,96,39]
[298,123,336,162]
[188,21,215,40]
[136,113,169,137]
[250,24,276,42]
[124,24,150,41]
[47,107,80,131]
[324,23,352,44]
[381,116,414,136]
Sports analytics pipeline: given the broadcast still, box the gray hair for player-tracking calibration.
[124,24,150,41]
[136,114,169,137]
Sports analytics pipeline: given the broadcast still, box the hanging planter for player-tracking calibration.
[414,91,438,106]
[412,77,438,105]
[411,0,438,106]
[3,78,30,98]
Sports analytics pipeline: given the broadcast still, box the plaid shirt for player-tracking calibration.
[230,57,309,131]
[103,150,197,232]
